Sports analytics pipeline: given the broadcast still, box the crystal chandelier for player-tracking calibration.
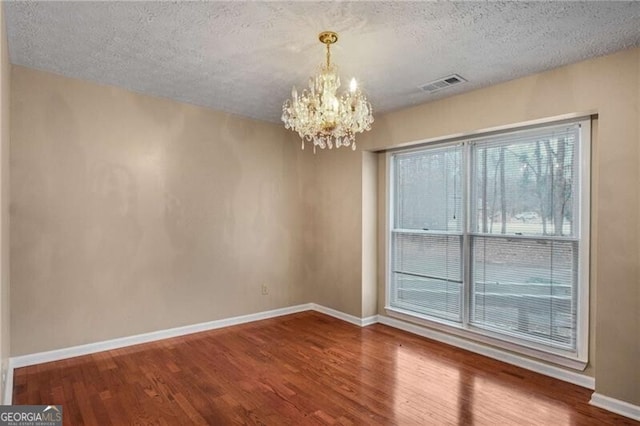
[282,31,374,152]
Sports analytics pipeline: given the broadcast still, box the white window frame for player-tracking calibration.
[385,117,591,370]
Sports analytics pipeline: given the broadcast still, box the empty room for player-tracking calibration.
[0,1,639,425]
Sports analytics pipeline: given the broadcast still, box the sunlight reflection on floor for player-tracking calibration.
[392,344,571,425]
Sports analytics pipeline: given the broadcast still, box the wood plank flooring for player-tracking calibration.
[13,311,638,425]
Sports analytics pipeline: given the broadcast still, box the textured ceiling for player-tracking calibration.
[5,2,640,123]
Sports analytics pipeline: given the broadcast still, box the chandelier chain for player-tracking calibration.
[326,43,331,68]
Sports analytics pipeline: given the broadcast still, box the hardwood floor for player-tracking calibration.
[13,311,637,425]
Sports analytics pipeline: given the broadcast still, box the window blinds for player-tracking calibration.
[389,122,584,354]
[391,145,463,322]
[471,237,578,349]
[471,124,579,238]
[470,124,580,350]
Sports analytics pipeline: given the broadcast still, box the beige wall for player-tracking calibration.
[344,48,639,405]
[0,3,10,403]
[637,48,640,407]
[303,149,363,316]
[10,66,313,355]
[361,151,377,318]
[303,147,384,319]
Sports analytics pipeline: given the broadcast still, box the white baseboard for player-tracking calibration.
[11,303,313,369]
[5,302,367,404]
[2,359,13,405]
[310,303,377,327]
[361,314,379,327]
[590,392,640,421]
[376,315,595,390]
[10,303,375,371]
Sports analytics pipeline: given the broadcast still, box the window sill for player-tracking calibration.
[384,306,588,371]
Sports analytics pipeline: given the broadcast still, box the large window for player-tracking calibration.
[388,120,590,365]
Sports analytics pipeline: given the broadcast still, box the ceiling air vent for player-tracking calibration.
[419,74,467,93]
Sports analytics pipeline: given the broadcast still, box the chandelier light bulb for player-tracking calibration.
[282,31,374,152]
[349,78,358,93]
